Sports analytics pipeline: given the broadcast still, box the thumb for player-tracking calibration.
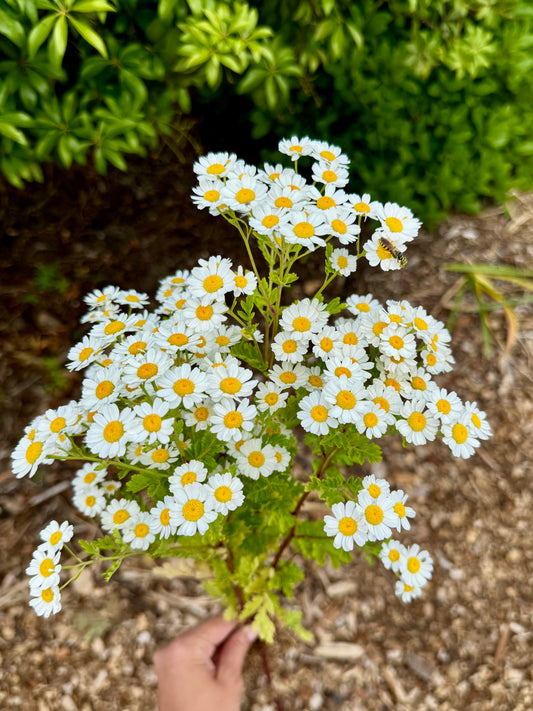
[216,625,258,685]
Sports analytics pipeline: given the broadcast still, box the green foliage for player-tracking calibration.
[2,0,531,223]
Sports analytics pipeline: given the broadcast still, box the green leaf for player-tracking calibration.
[48,15,68,67]
[69,15,108,58]
[71,0,116,11]
[27,14,57,58]
[0,122,28,145]
[0,7,26,47]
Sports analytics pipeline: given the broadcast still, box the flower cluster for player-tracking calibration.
[12,136,491,628]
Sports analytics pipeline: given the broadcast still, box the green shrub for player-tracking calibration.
[0,0,532,225]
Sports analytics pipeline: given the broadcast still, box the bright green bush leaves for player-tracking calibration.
[0,0,532,225]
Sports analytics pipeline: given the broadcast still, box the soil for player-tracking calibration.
[1,135,532,711]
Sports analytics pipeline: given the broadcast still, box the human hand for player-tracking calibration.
[153,616,258,711]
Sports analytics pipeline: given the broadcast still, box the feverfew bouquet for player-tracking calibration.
[13,137,491,639]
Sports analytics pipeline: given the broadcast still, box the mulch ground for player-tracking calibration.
[0,136,532,711]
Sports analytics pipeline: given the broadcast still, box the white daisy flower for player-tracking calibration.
[205,472,245,514]
[268,183,309,211]
[248,203,291,238]
[154,320,204,354]
[396,397,440,446]
[307,184,349,212]
[395,579,423,603]
[191,177,227,215]
[73,462,107,490]
[29,584,62,618]
[169,460,208,491]
[130,398,174,445]
[158,363,209,409]
[210,398,257,442]
[281,210,330,249]
[101,498,141,533]
[271,444,291,472]
[379,323,417,360]
[374,201,421,243]
[236,438,278,479]
[182,295,228,332]
[279,299,329,340]
[66,335,104,371]
[26,547,61,590]
[122,348,173,389]
[297,391,338,435]
[188,255,234,303]
[330,248,358,276]
[361,474,390,499]
[322,376,368,425]
[311,160,349,188]
[271,331,309,363]
[349,193,381,220]
[404,367,438,399]
[323,355,369,385]
[356,490,398,542]
[39,520,73,552]
[311,326,343,359]
[278,135,315,161]
[80,365,123,409]
[231,266,258,297]
[90,313,139,345]
[255,382,288,413]
[304,366,325,390]
[380,540,406,572]
[139,443,180,470]
[345,293,381,318]
[206,362,257,402]
[222,174,268,214]
[441,415,480,459]
[365,381,403,416]
[324,500,369,551]
[389,490,416,532]
[122,512,157,550]
[169,483,218,536]
[85,404,136,458]
[193,151,237,178]
[310,141,350,166]
[72,486,107,517]
[399,543,433,588]
[149,496,178,538]
[116,289,150,309]
[111,330,156,359]
[426,387,464,423]
[324,208,361,244]
[463,401,492,440]
[102,479,121,496]
[364,233,404,271]
[182,400,213,431]
[268,363,309,390]
[357,400,396,437]
[11,433,53,478]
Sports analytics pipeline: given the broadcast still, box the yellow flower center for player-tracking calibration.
[389,335,404,351]
[113,510,129,524]
[384,378,401,392]
[85,496,96,507]
[275,196,293,209]
[103,421,124,442]
[334,366,351,378]
[204,189,220,202]
[196,305,214,321]
[194,407,209,422]
[203,275,224,293]
[41,587,54,603]
[159,508,170,526]
[25,441,43,464]
[377,242,393,260]
[310,405,328,422]
[385,216,403,232]
[320,150,336,161]
[407,557,421,574]
[143,414,162,432]
[137,363,158,380]
[322,170,337,183]
[437,399,451,414]
[129,341,147,355]
[394,502,406,517]
[292,316,311,332]
[174,378,194,397]
[411,376,426,391]
[224,411,243,428]
[49,531,62,545]
[364,412,379,428]
[471,413,481,429]
[283,339,298,353]
[316,196,335,210]
[414,317,428,331]
[280,371,296,384]
[365,504,384,525]
[39,558,55,577]
[337,256,348,269]
[78,347,94,362]
[234,275,247,289]
[152,448,170,463]
[104,320,125,335]
[408,412,427,432]
[169,333,188,347]
[353,201,370,213]
[372,322,387,337]
[207,163,225,175]
[183,500,204,521]
[134,523,149,538]
[293,222,314,240]
[181,472,197,485]
[336,391,356,409]
[215,486,232,503]
[374,396,390,412]
[83,471,96,484]
[248,451,265,467]
[235,188,255,204]
[452,423,468,444]
[368,484,381,498]
[95,381,114,399]
[220,377,242,394]
[262,215,279,228]
[265,392,279,405]
[388,549,400,562]
[338,517,357,536]
[331,219,347,234]
[308,374,323,387]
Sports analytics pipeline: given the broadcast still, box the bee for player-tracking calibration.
[378,237,407,268]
